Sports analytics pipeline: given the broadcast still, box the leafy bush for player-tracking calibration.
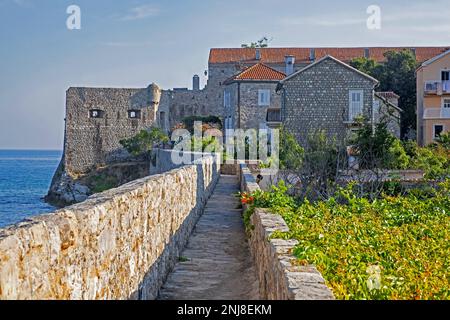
[88,173,118,193]
[435,132,450,150]
[245,180,450,300]
[279,127,304,170]
[352,117,410,170]
[120,127,169,157]
[191,135,222,153]
[403,140,449,180]
[240,181,297,230]
[182,116,222,133]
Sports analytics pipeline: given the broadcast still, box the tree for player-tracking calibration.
[241,36,271,48]
[351,116,409,170]
[350,50,418,138]
[120,127,169,157]
[279,127,304,170]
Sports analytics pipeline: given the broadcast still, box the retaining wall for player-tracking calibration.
[239,163,335,300]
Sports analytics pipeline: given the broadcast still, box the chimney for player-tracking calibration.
[285,55,295,76]
[193,74,200,91]
[255,49,261,60]
[309,48,316,61]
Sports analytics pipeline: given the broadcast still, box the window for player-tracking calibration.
[443,99,450,109]
[434,125,444,139]
[223,91,231,108]
[128,110,141,119]
[258,89,271,106]
[349,90,363,121]
[159,112,166,131]
[89,109,104,118]
[441,71,450,81]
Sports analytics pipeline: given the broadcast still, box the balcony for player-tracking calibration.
[424,81,450,95]
[266,109,281,123]
[423,107,450,119]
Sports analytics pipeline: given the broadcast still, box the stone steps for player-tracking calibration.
[158,175,259,300]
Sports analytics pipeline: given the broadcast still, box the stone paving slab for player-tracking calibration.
[158,175,259,300]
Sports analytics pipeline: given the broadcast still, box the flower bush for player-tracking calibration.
[244,180,450,300]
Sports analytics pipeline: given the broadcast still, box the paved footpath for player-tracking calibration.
[158,175,259,300]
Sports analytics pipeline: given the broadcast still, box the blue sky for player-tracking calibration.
[0,0,449,150]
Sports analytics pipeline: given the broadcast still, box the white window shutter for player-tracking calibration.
[349,90,363,121]
[258,89,270,106]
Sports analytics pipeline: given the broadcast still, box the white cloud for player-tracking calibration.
[119,5,160,21]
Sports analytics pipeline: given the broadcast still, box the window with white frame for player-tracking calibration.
[443,98,450,109]
[349,90,364,121]
[223,91,231,108]
[258,89,271,106]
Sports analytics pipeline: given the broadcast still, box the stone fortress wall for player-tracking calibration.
[64,87,158,175]
[0,155,220,300]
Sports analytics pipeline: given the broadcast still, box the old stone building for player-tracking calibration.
[222,63,285,130]
[277,55,391,145]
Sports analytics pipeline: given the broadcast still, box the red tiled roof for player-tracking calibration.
[209,47,450,64]
[225,63,286,83]
[376,91,400,99]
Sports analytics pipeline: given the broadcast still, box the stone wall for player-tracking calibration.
[65,87,156,175]
[0,155,220,300]
[225,82,281,130]
[239,164,334,300]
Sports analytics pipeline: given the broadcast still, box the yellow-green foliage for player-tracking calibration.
[252,181,450,300]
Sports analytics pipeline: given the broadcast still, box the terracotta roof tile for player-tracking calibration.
[209,47,450,64]
[226,63,286,83]
[376,91,400,99]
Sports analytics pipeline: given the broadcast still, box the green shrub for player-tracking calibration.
[352,117,410,170]
[248,180,450,300]
[402,139,449,180]
[279,128,304,170]
[89,174,118,193]
[120,127,169,157]
[182,116,222,133]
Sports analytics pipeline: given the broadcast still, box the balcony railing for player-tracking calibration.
[423,107,450,119]
[424,81,450,95]
[266,109,281,122]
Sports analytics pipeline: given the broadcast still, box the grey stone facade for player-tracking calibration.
[278,56,379,145]
[64,87,158,175]
[224,82,281,130]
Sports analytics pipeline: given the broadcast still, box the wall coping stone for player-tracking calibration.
[239,163,335,300]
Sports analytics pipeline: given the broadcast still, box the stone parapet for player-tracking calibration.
[0,155,220,300]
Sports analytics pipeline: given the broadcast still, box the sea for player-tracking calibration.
[0,150,62,229]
